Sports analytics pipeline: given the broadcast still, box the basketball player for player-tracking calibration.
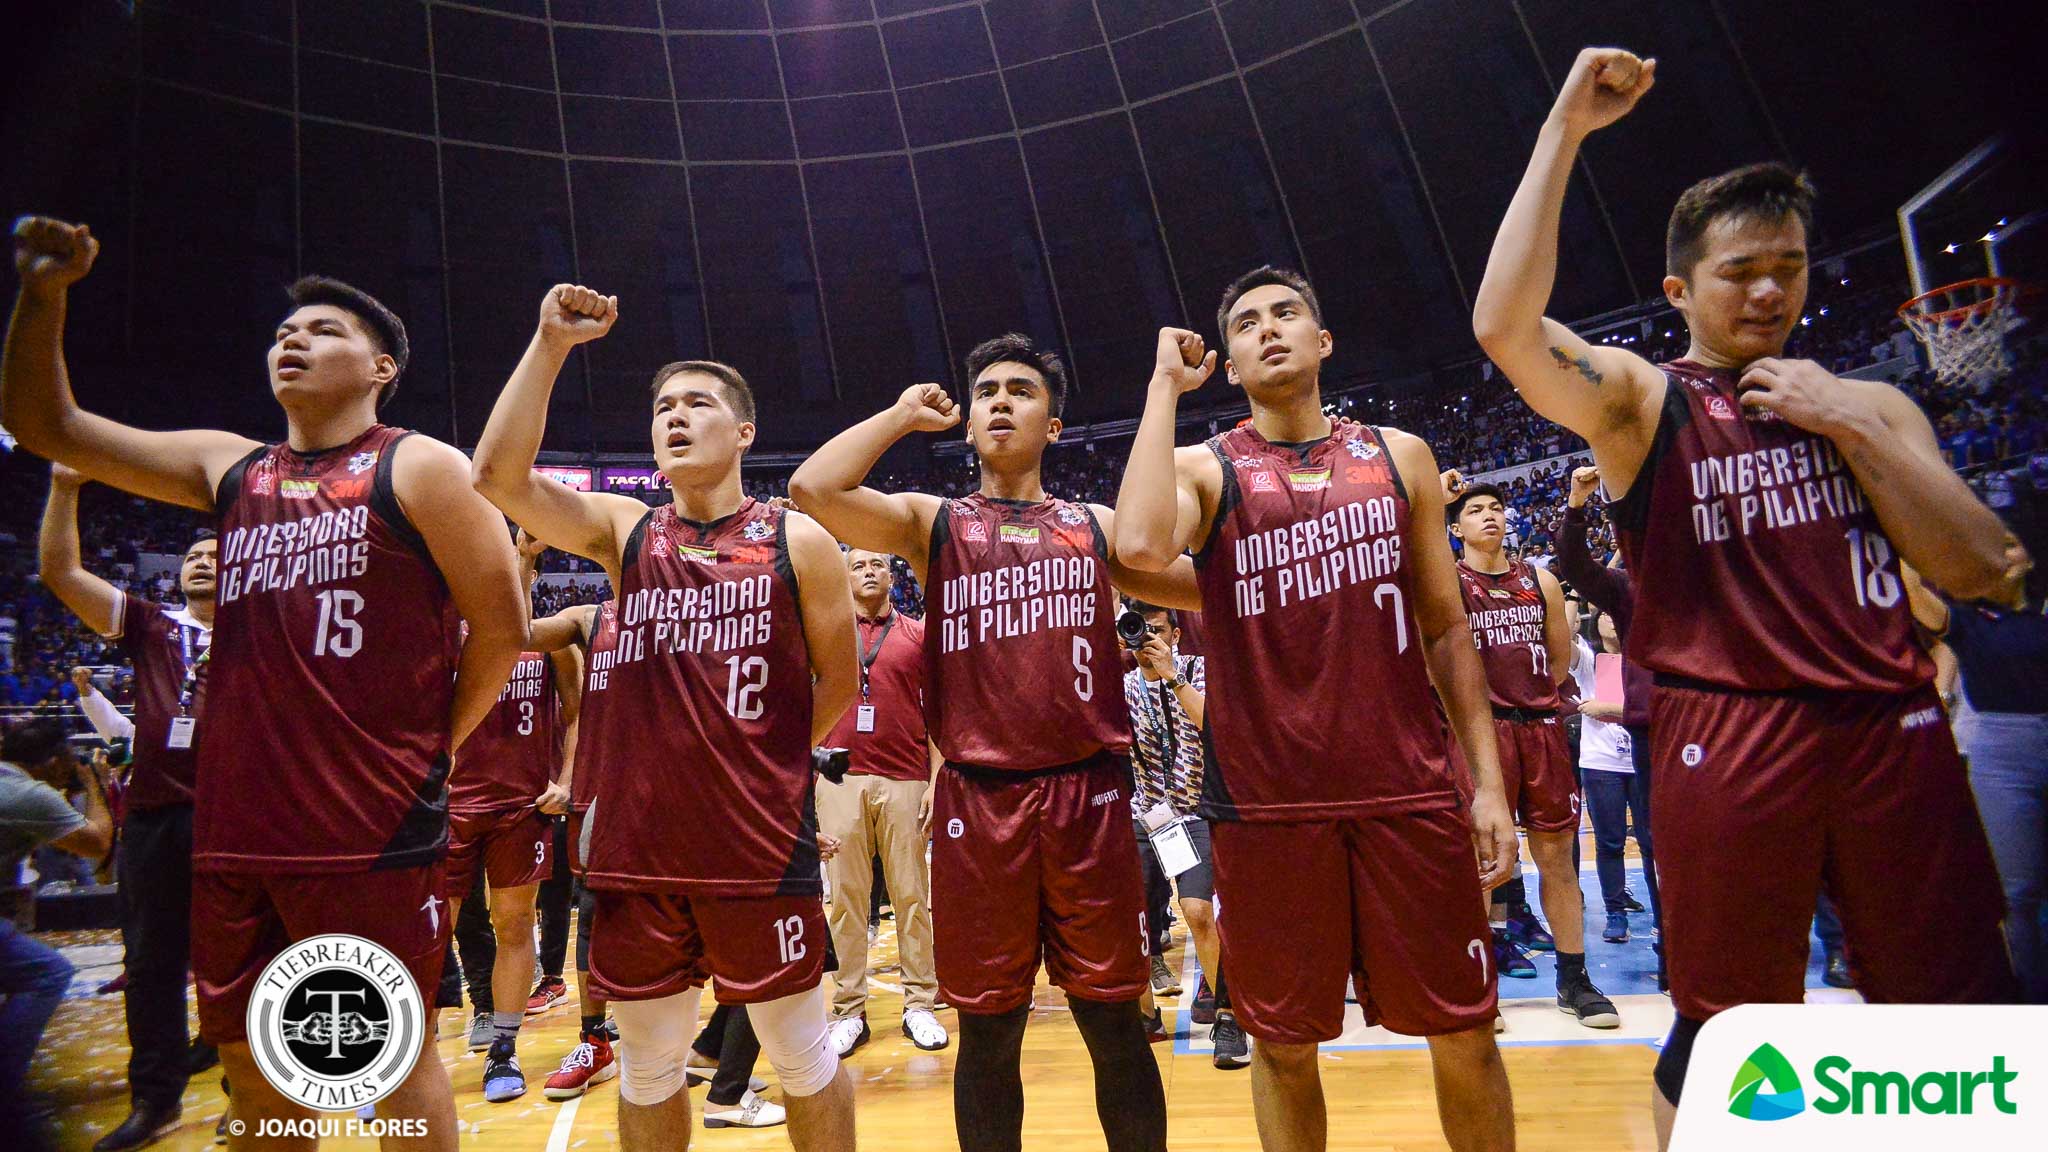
[1442,478,1619,1029]
[1114,272,1520,1152]
[789,333,1197,1152]
[470,284,859,1152]
[816,548,947,1056]
[442,530,586,1103]
[39,464,216,1151]
[4,217,529,1152]
[1472,48,2020,1144]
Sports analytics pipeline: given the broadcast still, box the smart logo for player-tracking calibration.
[1729,1043,1806,1121]
[1729,1041,2021,1122]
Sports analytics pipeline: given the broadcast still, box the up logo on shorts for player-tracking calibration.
[1681,743,1705,767]
[947,817,964,839]
[246,934,427,1112]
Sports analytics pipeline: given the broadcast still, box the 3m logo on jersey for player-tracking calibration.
[1729,1043,1806,1121]
[1728,1040,2020,1122]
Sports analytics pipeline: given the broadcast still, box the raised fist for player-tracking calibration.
[1553,48,1656,138]
[1568,465,1600,507]
[1440,469,1467,501]
[538,284,618,348]
[894,382,961,434]
[70,666,95,696]
[13,216,99,295]
[1153,328,1216,395]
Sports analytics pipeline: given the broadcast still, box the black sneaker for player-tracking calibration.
[1143,1008,1167,1043]
[1557,974,1621,1029]
[1190,976,1217,1025]
[482,1037,526,1103]
[93,1102,181,1152]
[1620,888,1646,913]
[1823,950,1854,989]
[1210,1015,1250,1069]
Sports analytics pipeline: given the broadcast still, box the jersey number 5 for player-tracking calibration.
[1072,635,1094,701]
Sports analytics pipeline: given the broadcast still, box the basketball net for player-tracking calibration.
[1898,277,2020,384]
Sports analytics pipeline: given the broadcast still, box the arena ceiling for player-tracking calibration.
[3,1,2035,453]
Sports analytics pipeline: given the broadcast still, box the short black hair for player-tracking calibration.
[1665,162,1817,279]
[651,360,757,427]
[1216,265,1322,347]
[2,718,71,768]
[964,333,1068,418]
[183,529,216,557]
[1125,597,1177,629]
[285,276,409,408]
[1447,482,1507,525]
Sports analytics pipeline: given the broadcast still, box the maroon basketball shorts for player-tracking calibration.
[191,864,449,1045]
[1652,678,2016,1021]
[930,755,1150,1014]
[1495,711,1579,834]
[1212,806,1496,1044]
[585,888,826,1004]
[443,806,552,898]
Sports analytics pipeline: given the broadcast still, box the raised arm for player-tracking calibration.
[538,643,584,814]
[38,464,119,636]
[5,218,259,510]
[1114,329,1218,570]
[1091,504,1202,612]
[788,513,859,746]
[470,284,646,581]
[786,384,952,569]
[1737,362,2023,603]
[393,435,529,750]
[1390,429,1516,888]
[1470,52,1664,473]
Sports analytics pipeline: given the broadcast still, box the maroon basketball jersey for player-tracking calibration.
[112,595,211,810]
[570,600,619,817]
[822,609,929,782]
[450,650,556,813]
[1456,559,1559,710]
[1613,362,1931,692]
[582,500,818,895]
[1195,420,1456,821]
[924,493,1132,771]
[196,425,461,873]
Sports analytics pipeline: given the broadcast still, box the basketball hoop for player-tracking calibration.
[1898,277,2021,383]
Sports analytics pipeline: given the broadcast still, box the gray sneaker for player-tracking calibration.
[467,1011,494,1052]
[1210,1015,1250,1070]
[1149,954,1180,996]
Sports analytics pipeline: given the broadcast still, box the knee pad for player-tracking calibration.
[1654,1014,1705,1105]
[748,982,839,1097]
[610,988,703,1106]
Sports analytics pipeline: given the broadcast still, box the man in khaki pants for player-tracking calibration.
[818,549,948,1056]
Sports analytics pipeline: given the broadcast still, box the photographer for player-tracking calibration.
[4,719,115,1149]
[1119,600,1246,1068]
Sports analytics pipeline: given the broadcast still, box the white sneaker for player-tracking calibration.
[902,1009,949,1051]
[827,1015,871,1057]
[702,1089,786,1129]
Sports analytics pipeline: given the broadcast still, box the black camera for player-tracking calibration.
[1116,608,1151,651]
[812,746,851,784]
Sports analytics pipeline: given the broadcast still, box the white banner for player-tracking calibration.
[1674,1003,2047,1150]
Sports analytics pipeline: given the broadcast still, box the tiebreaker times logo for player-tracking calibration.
[243,933,431,1135]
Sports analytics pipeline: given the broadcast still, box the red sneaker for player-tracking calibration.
[525,976,568,1016]
[542,1034,617,1100]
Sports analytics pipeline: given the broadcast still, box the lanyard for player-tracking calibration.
[176,641,211,717]
[857,615,896,702]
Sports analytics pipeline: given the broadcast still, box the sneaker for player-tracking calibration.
[1823,950,1854,990]
[1557,974,1621,1029]
[93,1102,181,1152]
[684,1052,767,1093]
[1506,903,1555,951]
[1190,977,1217,1026]
[902,1009,949,1051]
[525,976,567,1015]
[1493,1012,1507,1034]
[544,1034,618,1100]
[1149,953,1180,997]
[98,971,129,995]
[1620,888,1646,913]
[1210,1015,1250,1069]
[827,1015,870,1058]
[482,1037,526,1102]
[1602,912,1630,943]
[703,1089,786,1129]
[466,1011,494,1052]
[1493,928,1538,978]
[1142,1008,1166,1043]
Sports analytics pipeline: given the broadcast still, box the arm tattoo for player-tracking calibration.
[1549,346,1603,388]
